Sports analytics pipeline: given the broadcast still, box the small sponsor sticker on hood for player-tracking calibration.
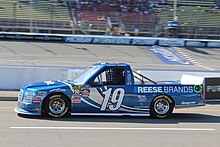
[44,81,55,85]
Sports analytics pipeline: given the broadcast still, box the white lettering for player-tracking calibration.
[163,86,194,93]
[169,86,173,93]
[148,87,153,93]
[207,85,220,92]
[189,86,193,93]
[158,87,163,93]
[137,86,194,93]
[138,87,143,93]
[181,101,196,105]
[137,87,163,93]
[65,36,93,43]
[93,38,130,44]
[164,86,168,93]
[131,39,157,45]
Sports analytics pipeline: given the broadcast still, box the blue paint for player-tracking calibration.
[147,46,193,65]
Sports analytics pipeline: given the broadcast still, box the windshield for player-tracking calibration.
[73,65,101,84]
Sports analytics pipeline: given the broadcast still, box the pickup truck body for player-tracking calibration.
[15,62,205,118]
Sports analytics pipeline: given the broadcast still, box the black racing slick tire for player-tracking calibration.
[43,94,70,118]
[150,95,174,119]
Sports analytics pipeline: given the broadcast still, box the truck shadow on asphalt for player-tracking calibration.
[18,113,220,124]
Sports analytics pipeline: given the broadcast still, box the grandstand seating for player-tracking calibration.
[0,0,219,38]
[179,0,214,6]
[149,0,217,6]
[75,2,156,34]
[153,6,220,28]
[0,0,69,20]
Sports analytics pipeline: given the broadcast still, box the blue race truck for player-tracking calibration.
[15,62,204,118]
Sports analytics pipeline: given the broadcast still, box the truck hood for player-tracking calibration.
[22,80,75,90]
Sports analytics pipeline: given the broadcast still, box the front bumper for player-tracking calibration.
[14,107,41,115]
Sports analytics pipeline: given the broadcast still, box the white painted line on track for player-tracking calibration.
[10,127,215,131]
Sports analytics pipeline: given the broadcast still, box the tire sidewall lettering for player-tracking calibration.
[156,114,167,119]
[48,107,68,117]
[50,95,61,100]
[153,95,172,104]
[44,94,69,118]
[151,95,173,118]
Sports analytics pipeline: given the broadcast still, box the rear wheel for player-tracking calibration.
[150,95,174,118]
[43,94,70,118]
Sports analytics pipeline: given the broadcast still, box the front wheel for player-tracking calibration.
[43,94,70,118]
[150,95,174,119]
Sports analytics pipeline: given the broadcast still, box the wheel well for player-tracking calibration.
[41,92,71,113]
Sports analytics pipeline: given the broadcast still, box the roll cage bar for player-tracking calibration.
[132,70,157,84]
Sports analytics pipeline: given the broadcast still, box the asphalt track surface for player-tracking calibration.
[1,101,220,147]
[0,40,220,70]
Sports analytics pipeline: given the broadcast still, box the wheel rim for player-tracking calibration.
[49,98,66,114]
[154,98,170,115]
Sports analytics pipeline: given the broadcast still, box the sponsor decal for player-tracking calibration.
[181,101,196,105]
[72,85,82,90]
[81,90,90,97]
[32,96,42,104]
[136,86,194,94]
[205,78,220,100]
[34,108,40,112]
[207,85,220,93]
[82,85,90,90]
[138,95,147,102]
[137,86,163,93]
[127,70,132,85]
[93,37,131,44]
[44,81,55,85]
[138,95,146,98]
[6,35,15,39]
[64,36,93,43]
[194,85,203,93]
[207,42,220,48]
[163,86,193,93]
[72,95,81,103]
[159,39,184,47]
[71,85,90,102]
[50,88,66,93]
[14,35,34,40]
[186,41,206,47]
[72,88,81,103]
[131,38,157,45]
[134,105,148,109]
[37,91,47,96]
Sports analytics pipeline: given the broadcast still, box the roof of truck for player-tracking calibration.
[92,62,130,67]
